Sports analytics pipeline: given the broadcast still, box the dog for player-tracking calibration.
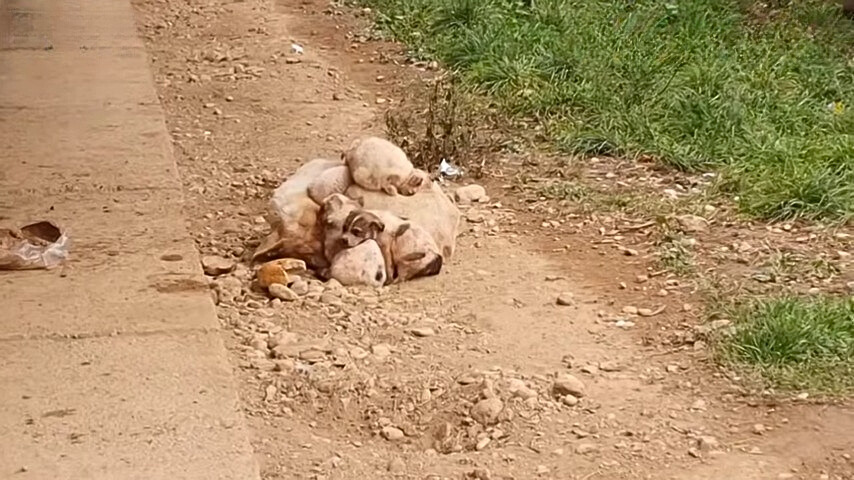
[307,165,353,205]
[318,193,366,263]
[342,136,431,196]
[253,158,342,269]
[346,181,461,260]
[340,208,443,284]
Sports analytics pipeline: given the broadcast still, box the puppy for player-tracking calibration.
[346,181,460,260]
[318,193,365,263]
[342,209,443,284]
[307,165,353,205]
[342,136,431,196]
[328,239,387,288]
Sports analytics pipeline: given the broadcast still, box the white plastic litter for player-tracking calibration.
[438,158,462,179]
[0,221,70,270]
[291,43,304,55]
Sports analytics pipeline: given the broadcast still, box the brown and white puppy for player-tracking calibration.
[307,165,353,205]
[346,181,461,260]
[254,158,342,268]
[342,136,431,196]
[341,208,443,284]
[328,239,387,288]
[318,193,365,263]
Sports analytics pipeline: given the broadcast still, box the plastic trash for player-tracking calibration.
[438,158,463,179]
[291,43,304,55]
[0,221,70,270]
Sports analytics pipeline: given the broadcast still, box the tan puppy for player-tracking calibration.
[328,239,387,288]
[254,158,342,268]
[342,209,443,284]
[307,165,353,205]
[346,181,460,260]
[342,136,431,196]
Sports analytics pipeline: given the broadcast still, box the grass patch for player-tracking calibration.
[718,296,854,393]
[363,0,854,221]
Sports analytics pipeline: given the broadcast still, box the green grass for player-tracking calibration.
[363,0,854,221]
[718,296,854,393]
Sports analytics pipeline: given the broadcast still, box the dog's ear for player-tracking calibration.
[400,251,426,262]
[322,193,345,211]
[394,222,411,238]
[368,218,385,236]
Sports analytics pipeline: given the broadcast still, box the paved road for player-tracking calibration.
[0,0,260,478]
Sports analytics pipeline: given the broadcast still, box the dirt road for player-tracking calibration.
[128,0,854,478]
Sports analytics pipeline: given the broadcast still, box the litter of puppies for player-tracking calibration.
[253,136,468,294]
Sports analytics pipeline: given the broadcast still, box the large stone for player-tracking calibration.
[552,374,586,398]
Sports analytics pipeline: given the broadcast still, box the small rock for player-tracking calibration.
[332,92,343,101]
[752,423,766,435]
[575,443,599,454]
[561,394,579,406]
[201,255,235,276]
[697,435,719,451]
[676,214,709,233]
[455,184,487,205]
[409,327,436,337]
[535,465,550,476]
[622,305,639,315]
[471,397,504,426]
[466,211,486,223]
[580,364,599,375]
[371,343,392,358]
[691,399,707,411]
[507,379,537,400]
[268,283,299,301]
[556,292,575,306]
[599,361,622,372]
[381,426,405,441]
[387,457,406,475]
[475,436,491,451]
[289,277,309,296]
[552,373,586,398]
[635,274,649,283]
[688,447,701,458]
[350,346,369,360]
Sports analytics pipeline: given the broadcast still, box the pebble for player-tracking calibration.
[676,214,709,233]
[697,435,719,451]
[201,255,235,276]
[691,399,707,411]
[290,277,309,296]
[599,361,622,372]
[409,327,436,337]
[381,426,405,441]
[752,423,766,435]
[350,346,369,360]
[471,397,504,426]
[387,457,406,475]
[556,292,575,306]
[507,379,537,400]
[475,436,491,451]
[575,443,599,454]
[454,184,487,205]
[268,283,299,301]
[561,394,579,406]
[371,343,392,358]
[552,373,586,398]
[536,465,550,475]
[622,305,639,315]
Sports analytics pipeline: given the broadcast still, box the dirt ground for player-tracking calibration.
[130,0,854,478]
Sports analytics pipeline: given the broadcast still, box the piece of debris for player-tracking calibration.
[291,43,304,55]
[0,221,70,270]
[556,292,575,306]
[257,258,307,288]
